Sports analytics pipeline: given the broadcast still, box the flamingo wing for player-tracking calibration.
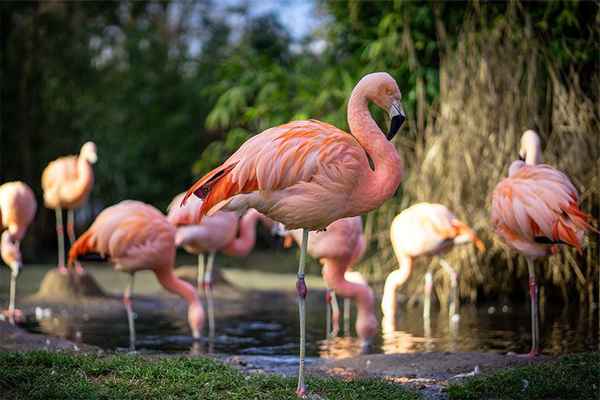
[183,120,365,222]
[491,164,595,252]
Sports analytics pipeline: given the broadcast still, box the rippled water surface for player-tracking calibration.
[3,263,598,358]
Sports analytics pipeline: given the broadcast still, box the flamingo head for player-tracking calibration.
[359,72,406,140]
[519,130,542,165]
[81,141,98,164]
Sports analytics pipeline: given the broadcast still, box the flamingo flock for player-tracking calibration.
[1,73,596,397]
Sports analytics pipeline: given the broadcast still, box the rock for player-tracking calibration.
[33,268,106,300]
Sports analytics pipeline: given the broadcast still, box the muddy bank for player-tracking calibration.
[0,320,100,353]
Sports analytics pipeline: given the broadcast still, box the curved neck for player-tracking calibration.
[222,210,266,257]
[347,88,403,212]
[381,254,412,319]
[525,143,542,165]
[154,267,200,307]
[77,156,94,191]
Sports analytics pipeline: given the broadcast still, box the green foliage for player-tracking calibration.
[0,351,421,400]
[448,352,600,400]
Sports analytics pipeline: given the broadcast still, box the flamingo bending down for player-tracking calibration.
[0,182,37,322]
[42,142,97,272]
[491,130,596,356]
[183,72,406,396]
[284,217,374,343]
[168,192,275,339]
[68,200,203,350]
[382,202,485,327]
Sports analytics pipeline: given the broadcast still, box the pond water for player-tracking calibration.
[2,263,599,358]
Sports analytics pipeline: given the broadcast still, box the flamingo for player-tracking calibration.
[0,181,37,322]
[491,130,596,356]
[382,202,485,328]
[183,72,406,396]
[283,217,375,344]
[68,200,203,350]
[42,142,97,273]
[167,192,276,339]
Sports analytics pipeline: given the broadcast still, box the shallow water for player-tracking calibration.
[3,263,599,358]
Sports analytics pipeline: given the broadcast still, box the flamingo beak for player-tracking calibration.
[387,101,406,140]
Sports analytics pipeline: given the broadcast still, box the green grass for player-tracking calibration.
[0,351,420,400]
[448,352,600,400]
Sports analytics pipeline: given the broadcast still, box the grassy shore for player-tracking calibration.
[0,351,419,400]
[1,351,598,399]
[448,352,600,400]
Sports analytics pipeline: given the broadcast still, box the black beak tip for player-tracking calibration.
[387,114,405,140]
[518,155,525,161]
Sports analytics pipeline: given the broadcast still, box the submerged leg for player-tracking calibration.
[440,259,459,318]
[205,251,216,342]
[123,273,136,351]
[527,258,540,356]
[296,229,309,397]
[423,269,433,321]
[8,271,17,324]
[55,208,66,272]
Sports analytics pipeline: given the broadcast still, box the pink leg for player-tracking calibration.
[55,208,67,273]
[322,261,376,341]
[527,258,540,357]
[296,229,308,398]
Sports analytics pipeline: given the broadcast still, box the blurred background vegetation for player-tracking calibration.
[1,0,598,305]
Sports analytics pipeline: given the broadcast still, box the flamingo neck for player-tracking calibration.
[76,156,94,194]
[381,254,412,318]
[347,86,403,212]
[154,267,203,338]
[222,210,266,257]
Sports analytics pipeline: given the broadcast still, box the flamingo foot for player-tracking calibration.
[74,262,86,275]
[295,385,307,398]
[1,308,24,323]
[57,265,69,274]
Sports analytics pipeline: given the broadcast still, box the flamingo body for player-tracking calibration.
[0,181,37,321]
[42,142,96,209]
[183,72,406,396]
[68,200,203,340]
[383,202,483,322]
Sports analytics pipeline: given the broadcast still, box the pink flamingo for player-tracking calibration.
[382,202,485,327]
[168,192,275,338]
[491,130,596,356]
[283,217,375,344]
[183,72,406,396]
[0,181,37,322]
[42,142,97,272]
[68,200,203,350]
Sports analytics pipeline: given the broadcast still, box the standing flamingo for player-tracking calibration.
[0,182,37,322]
[491,130,596,356]
[382,202,485,327]
[183,72,406,396]
[283,217,375,343]
[167,192,275,339]
[42,142,97,272]
[68,200,203,350]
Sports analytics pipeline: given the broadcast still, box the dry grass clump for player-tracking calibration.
[360,15,599,307]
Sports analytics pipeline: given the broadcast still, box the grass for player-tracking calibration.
[448,352,600,400]
[0,351,420,400]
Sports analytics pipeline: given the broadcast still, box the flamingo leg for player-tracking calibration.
[330,290,339,337]
[527,258,540,356]
[325,288,332,337]
[66,209,76,245]
[123,272,136,351]
[423,268,433,320]
[440,259,459,318]
[55,208,66,273]
[8,270,17,324]
[204,251,216,342]
[296,229,309,398]
[325,287,340,337]
[197,253,205,292]
[343,297,351,336]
